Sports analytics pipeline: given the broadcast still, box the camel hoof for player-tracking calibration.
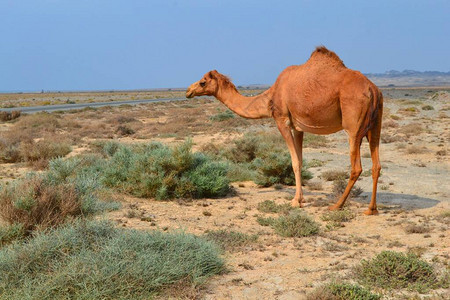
[363,209,379,216]
[291,198,306,208]
[328,205,342,211]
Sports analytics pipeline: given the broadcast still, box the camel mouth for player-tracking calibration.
[185,91,194,98]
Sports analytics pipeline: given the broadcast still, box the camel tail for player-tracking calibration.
[357,86,382,142]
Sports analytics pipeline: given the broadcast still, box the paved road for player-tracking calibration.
[0,97,187,113]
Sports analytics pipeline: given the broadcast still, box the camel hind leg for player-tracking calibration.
[364,111,382,215]
[329,135,363,210]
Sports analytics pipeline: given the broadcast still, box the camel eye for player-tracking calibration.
[200,81,206,87]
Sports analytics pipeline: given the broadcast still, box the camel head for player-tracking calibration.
[186,70,221,98]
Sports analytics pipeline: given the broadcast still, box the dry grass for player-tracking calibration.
[307,181,323,191]
[0,111,21,122]
[0,176,82,234]
[320,170,349,181]
[405,145,427,154]
[398,123,423,136]
[404,223,432,234]
[382,119,399,129]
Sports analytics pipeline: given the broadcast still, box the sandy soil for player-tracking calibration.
[0,88,449,299]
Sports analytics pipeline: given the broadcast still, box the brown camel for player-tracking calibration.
[186,46,383,215]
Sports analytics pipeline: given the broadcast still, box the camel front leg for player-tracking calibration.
[276,120,305,207]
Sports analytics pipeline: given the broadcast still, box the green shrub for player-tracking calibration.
[256,215,276,226]
[204,229,257,251]
[103,140,121,157]
[321,208,356,223]
[0,223,25,246]
[354,251,438,292]
[226,162,256,182]
[307,282,381,300]
[332,179,363,198]
[271,211,320,237]
[254,153,312,187]
[102,140,231,200]
[0,220,224,299]
[226,134,260,163]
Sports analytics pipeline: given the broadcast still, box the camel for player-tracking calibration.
[186,46,383,215]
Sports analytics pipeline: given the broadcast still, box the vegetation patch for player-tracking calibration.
[307,282,381,300]
[0,220,224,299]
[421,105,434,110]
[354,251,440,292]
[303,133,328,148]
[102,140,231,199]
[332,179,363,198]
[404,223,431,234]
[257,200,293,214]
[0,111,21,122]
[321,170,349,181]
[253,153,312,186]
[271,211,320,237]
[321,208,356,223]
[0,157,119,243]
[256,215,276,227]
[204,229,258,251]
[202,131,313,187]
[322,208,356,230]
[209,109,235,121]
[0,224,25,247]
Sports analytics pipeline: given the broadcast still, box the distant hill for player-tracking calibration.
[364,70,450,87]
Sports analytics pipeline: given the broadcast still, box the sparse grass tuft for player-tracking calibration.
[321,170,349,181]
[307,180,323,190]
[399,123,423,136]
[421,105,434,111]
[256,215,276,226]
[404,223,431,234]
[435,210,450,224]
[321,208,356,223]
[307,282,381,300]
[0,220,224,299]
[209,109,235,121]
[405,145,427,154]
[354,251,439,292]
[332,179,363,198]
[271,210,320,237]
[204,229,257,251]
[257,200,293,214]
[308,158,326,168]
[303,133,328,148]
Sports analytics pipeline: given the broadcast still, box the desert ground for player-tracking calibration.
[0,87,449,299]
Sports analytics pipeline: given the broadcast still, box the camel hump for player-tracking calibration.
[310,46,345,67]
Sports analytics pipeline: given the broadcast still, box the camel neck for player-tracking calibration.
[215,86,273,119]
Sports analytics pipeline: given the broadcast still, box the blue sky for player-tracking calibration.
[0,0,449,91]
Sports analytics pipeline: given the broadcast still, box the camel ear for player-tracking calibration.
[208,70,218,79]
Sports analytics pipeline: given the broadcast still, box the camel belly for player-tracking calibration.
[291,118,343,134]
[286,94,343,134]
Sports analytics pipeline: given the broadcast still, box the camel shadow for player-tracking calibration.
[355,192,440,211]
